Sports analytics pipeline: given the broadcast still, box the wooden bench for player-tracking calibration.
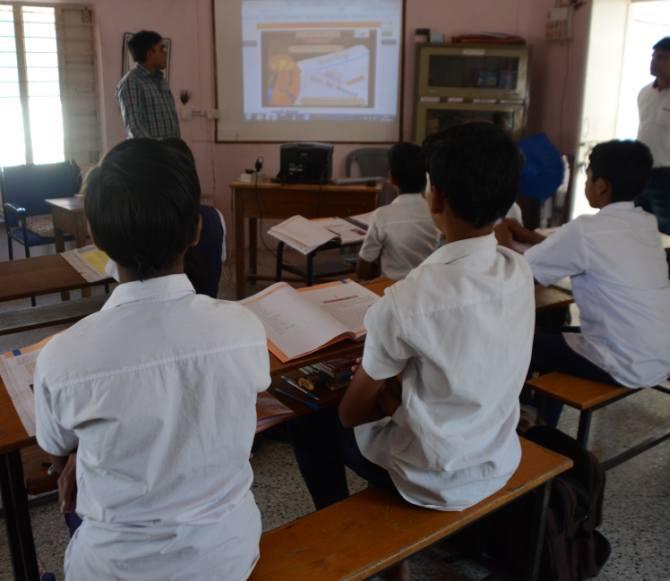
[527,372,670,470]
[0,295,107,336]
[250,438,572,581]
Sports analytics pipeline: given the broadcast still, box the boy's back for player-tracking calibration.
[359,193,441,280]
[356,235,535,509]
[36,275,269,579]
[526,202,670,387]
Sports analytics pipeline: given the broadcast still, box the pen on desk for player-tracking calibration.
[273,387,321,411]
[281,375,320,401]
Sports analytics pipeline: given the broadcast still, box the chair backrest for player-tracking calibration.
[1,161,82,225]
[345,147,389,178]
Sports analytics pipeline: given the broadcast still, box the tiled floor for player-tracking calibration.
[0,229,669,580]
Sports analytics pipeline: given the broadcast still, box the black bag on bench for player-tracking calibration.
[484,426,611,581]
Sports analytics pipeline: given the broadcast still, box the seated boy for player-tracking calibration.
[293,123,534,523]
[524,140,670,424]
[357,143,441,281]
[34,139,270,580]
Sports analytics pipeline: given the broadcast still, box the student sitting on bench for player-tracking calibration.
[34,139,270,580]
[524,140,670,426]
[292,122,534,522]
[357,143,441,281]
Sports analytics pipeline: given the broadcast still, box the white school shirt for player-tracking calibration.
[34,274,270,581]
[638,82,670,167]
[358,193,442,280]
[525,202,670,388]
[355,234,535,510]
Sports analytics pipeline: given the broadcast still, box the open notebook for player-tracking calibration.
[268,215,367,254]
[241,279,380,362]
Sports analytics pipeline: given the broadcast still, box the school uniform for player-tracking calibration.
[294,234,535,511]
[35,274,270,580]
[638,82,670,168]
[525,202,670,388]
[358,193,442,280]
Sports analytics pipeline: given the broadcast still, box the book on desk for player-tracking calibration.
[242,278,380,363]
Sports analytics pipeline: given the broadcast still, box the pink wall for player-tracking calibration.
[76,0,591,218]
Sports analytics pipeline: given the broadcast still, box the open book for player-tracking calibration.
[268,215,366,254]
[61,245,110,283]
[241,279,380,362]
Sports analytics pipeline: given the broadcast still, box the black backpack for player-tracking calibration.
[484,426,611,581]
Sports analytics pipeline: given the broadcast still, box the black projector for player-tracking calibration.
[278,142,333,184]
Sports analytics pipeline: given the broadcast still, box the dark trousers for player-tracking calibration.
[637,167,670,235]
[527,328,621,426]
[291,407,396,509]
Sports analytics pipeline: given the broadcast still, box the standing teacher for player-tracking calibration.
[117,30,180,139]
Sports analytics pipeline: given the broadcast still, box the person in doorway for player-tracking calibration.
[637,36,670,234]
[117,30,180,139]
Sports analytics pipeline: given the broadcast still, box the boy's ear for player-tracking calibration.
[594,176,613,203]
[190,214,202,248]
[429,185,445,214]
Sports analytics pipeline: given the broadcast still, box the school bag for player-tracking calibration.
[484,426,611,581]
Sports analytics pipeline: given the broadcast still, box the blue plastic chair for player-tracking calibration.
[1,161,82,259]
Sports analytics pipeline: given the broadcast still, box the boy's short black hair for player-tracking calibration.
[127,30,162,63]
[84,138,201,280]
[653,37,670,52]
[588,140,653,202]
[388,142,427,194]
[429,123,522,228]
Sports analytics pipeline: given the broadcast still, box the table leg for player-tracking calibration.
[235,198,246,299]
[0,451,40,581]
[249,218,258,280]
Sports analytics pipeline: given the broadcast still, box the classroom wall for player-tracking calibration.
[51,0,592,221]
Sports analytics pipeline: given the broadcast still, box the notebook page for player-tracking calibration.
[242,282,348,361]
[313,217,366,245]
[299,280,379,336]
[268,215,338,254]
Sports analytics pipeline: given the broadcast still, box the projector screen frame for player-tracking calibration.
[211,0,407,144]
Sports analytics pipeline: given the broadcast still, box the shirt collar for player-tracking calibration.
[391,193,426,205]
[136,64,163,80]
[415,233,497,270]
[102,274,195,311]
[598,201,635,216]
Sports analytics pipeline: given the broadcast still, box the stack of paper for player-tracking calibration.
[0,337,53,436]
[346,212,373,229]
[268,216,340,254]
[242,279,380,362]
[61,245,110,283]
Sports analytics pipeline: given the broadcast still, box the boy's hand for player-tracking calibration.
[58,454,77,514]
[494,220,515,249]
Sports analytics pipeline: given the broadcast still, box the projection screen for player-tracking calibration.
[213,0,404,142]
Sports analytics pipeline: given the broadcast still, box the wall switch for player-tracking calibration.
[546,7,572,41]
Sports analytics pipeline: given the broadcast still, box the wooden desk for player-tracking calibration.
[231,181,380,298]
[0,278,572,580]
[45,196,87,253]
[0,254,109,303]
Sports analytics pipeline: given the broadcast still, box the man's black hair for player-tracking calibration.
[588,140,653,202]
[421,129,450,171]
[127,30,163,64]
[653,37,670,52]
[429,123,522,228]
[84,138,201,279]
[388,142,427,194]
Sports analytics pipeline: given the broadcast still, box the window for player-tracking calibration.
[0,3,99,169]
[0,4,64,166]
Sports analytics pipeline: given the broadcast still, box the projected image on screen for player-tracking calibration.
[261,29,377,108]
[214,0,403,142]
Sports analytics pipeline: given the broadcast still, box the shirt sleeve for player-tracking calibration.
[117,76,150,138]
[505,202,523,224]
[358,211,384,263]
[34,361,78,457]
[215,208,227,263]
[525,218,588,285]
[361,291,413,380]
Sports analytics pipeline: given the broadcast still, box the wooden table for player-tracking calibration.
[231,181,380,298]
[0,278,572,580]
[0,254,109,303]
[45,197,87,253]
